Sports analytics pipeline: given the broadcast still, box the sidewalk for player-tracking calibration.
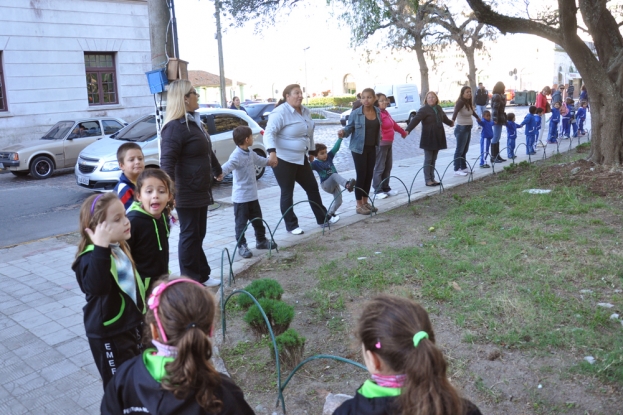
[0,136,584,413]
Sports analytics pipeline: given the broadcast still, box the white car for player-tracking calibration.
[75,109,267,191]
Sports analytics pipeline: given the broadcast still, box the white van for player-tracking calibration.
[374,83,420,124]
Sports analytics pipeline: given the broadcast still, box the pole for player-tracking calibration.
[169,0,180,59]
[215,0,227,108]
[303,47,310,105]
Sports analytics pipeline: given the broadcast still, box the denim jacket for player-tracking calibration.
[341,106,382,154]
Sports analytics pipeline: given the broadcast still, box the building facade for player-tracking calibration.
[0,0,153,147]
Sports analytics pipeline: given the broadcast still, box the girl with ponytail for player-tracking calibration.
[102,277,254,415]
[334,295,482,415]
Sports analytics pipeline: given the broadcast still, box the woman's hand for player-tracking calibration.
[215,174,224,181]
[309,154,315,163]
[268,152,278,168]
[449,121,455,127]
[85,222,115,248]
[337,129,344,139]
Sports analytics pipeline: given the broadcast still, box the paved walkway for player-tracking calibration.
[0,133,586,413]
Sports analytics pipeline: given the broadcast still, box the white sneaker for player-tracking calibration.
[454,171,468,177]
[376,192,388,199]
[289,227,304,235]
[461,168,470,173]
[329,215,340,224]
[387,190,399,196]
[203,278,222,287]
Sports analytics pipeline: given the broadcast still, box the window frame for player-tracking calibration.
[84,52,119,106]
[0,52,7,111]
[212,114,248,135]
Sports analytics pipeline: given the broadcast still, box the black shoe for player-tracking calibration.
[345,178,356,192]
[480,164,491,168]
[256,239,277,250]
[238,243,253,258]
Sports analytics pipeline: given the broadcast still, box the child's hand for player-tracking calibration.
[402,132,407,138]
[85,222,115,248]
[337,129,344,138]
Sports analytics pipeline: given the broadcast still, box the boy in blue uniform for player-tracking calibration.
[520,106,538,155]
[113,143,145,212]
[576,101,588,136]
[477,110,495,168]
[548,101,561,144]
[534,108,544,152]
[505,113,521,159]
[561,98,575,138]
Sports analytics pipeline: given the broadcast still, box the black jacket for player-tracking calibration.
[474,88,489,106]
[490,93,507,125]
[101,353,255,415]
[72,245,145,339]
[160,113,222,208]
[405,104,452,151]
[127,203,169,292]
[334,393,482,415]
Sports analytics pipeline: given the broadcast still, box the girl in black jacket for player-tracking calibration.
[334,295,482,415]
[405,91,454,186]
[72,193,146,389]
[101,277,255,415]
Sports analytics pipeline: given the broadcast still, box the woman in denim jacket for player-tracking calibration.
[338,88,382,215]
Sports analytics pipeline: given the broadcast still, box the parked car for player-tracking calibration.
[340,83,420,127]
[244,102,275,128]
[199,103,222,108]
[75,109,267,191]
[0,118,126,179]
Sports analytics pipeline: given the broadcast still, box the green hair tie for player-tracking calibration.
[413,331,429,347]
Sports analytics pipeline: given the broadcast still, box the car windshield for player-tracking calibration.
[42,121,75,139]
[245,104,273,118]
[115,115,157,142]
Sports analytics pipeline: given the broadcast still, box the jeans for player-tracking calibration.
[352,145,376,200]
[492,124,503,144]
[272,157,327,231]
[476,105,486,119]
[453,125,472,171]
[233,200,266,247]
[176,206,210,283]
[321,173,347,215]
[423,149,439,182]
[373,144,393,193]
[480,136,491,165]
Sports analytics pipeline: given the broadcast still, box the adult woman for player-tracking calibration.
[490,82,507,163]
[405,91,454,186]
[536,86,551,143]
[451,86,480,176]
[229,96,247,113]
[161,80,222,287]
[265,84,336,234]
[579,85,589,109]
[338,88,382,215]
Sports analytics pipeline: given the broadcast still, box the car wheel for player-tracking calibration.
[253,149,266,179]
[30,156,55,179]
[407,112,416,125]
[10,171,29,177]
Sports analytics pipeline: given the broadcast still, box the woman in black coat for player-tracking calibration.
[490,81,507,163]
[405,91,454,186]
[161,80,223,287]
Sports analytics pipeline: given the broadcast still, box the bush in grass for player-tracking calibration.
[237,278,284,309]
[270,328,306,369]
[305,95,356,107]
[244,298,294,336]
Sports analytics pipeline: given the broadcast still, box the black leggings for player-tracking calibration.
[352,145,376,200]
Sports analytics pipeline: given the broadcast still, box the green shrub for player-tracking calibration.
[237,278,284,308]
[270,328,306,369]
[244,298,294,336]
[304,95,357,107]
[310,113,326,119]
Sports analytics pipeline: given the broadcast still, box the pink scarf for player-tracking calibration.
[371,373,406,388]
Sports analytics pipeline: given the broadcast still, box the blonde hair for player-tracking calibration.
[425,91,440,106]
[163,80,194,128]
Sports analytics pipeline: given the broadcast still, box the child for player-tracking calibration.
[477,110,494,168]
[560,98,572,139]
[373,92,407,199]
[534,108,544,152]
[520,106,538,155]
[311,141,356,217]
[505,113,522,159]
[72,193,146,389]
[127,169,174,294]
[548,101,561,144]
[577,101,588,135]
[221,125,277,259]
[333,295,482,415]
[113,143,145,211]
[101,277,255,414]
[566,97,578,138]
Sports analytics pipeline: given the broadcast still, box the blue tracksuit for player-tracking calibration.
[561,104,574,138]
[534,115,542,152]
[548,107,560,143]
[576,107,587,134]
[505,121,521,158]
[477,119,494,165]
[520,113,537,154]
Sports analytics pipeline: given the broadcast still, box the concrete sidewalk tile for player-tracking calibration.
[13,337,52,360]
[2,322,28,340]
[0,361,36,384]
[15,311,52,330]
[35,396,87,415]
[46,306,76,320]
[0,266,31,278]
[68,349,97,369]
[53,370,98,395]
[29,320,66,339]
[0,299,22,312]
[68,379,103,409]
[67,324,86,337]
[0,399,28,414]
[40,327,79,346]
[50,289,76,302]
[55,313,83,329]
[18,291,46,304]
[34,300,65,314]
[55,337,90,359]
[24,348,67,371]
[15,383,58,411]
[3,371,48,398]
[57,294,84,308]
[39,360,81,383]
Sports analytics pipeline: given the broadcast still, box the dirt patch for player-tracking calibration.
[538,158,623,196]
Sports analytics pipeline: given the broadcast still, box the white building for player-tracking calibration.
[0,0,154,147]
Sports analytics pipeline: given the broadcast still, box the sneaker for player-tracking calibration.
[480,164,491,168]
[238,243,253,259]
[203,278,222,287]
[387,189,398,196]
[345,178,356,192]
[454,170,468,177]
[356,205,371,215]
[289,227,304,235]
[329,215,340,224]
[364,203,378,213]
[461,168,470,173]
[376,192,388,199]
[256,239,277,250]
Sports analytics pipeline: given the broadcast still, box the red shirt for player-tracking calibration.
[380,110,407,145]
[536,92,548,111]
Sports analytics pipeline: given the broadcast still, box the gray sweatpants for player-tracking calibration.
[373,144,393,193]
[320,173,347,215]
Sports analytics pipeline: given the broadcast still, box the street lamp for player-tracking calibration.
[303,47,310,104]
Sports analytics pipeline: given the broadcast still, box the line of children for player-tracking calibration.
[477,110,494,168]
[505,113,521,159]
[520,106,538,155]
[311,140,356,218]
[113,143,145,212]
[220,125,278,259]
[548,101,561,144]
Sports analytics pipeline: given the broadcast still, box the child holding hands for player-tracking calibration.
[311,141,356,220]
[477,111,495,168]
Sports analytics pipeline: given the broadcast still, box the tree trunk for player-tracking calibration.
[414,38,430,105]
[464,48,478,98]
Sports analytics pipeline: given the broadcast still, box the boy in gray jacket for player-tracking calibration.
[221,126,278,258]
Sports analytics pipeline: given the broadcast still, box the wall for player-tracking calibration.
[0,0,153,147]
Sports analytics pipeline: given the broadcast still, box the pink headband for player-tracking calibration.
[147,278,205,343]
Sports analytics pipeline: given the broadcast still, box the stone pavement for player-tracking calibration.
[0,130,586,414]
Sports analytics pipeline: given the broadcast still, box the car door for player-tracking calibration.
[258,104,275,128]
[63,120,103,167]
[209,114,250,165]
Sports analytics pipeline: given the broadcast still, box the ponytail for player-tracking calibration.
[275,84,301,108]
